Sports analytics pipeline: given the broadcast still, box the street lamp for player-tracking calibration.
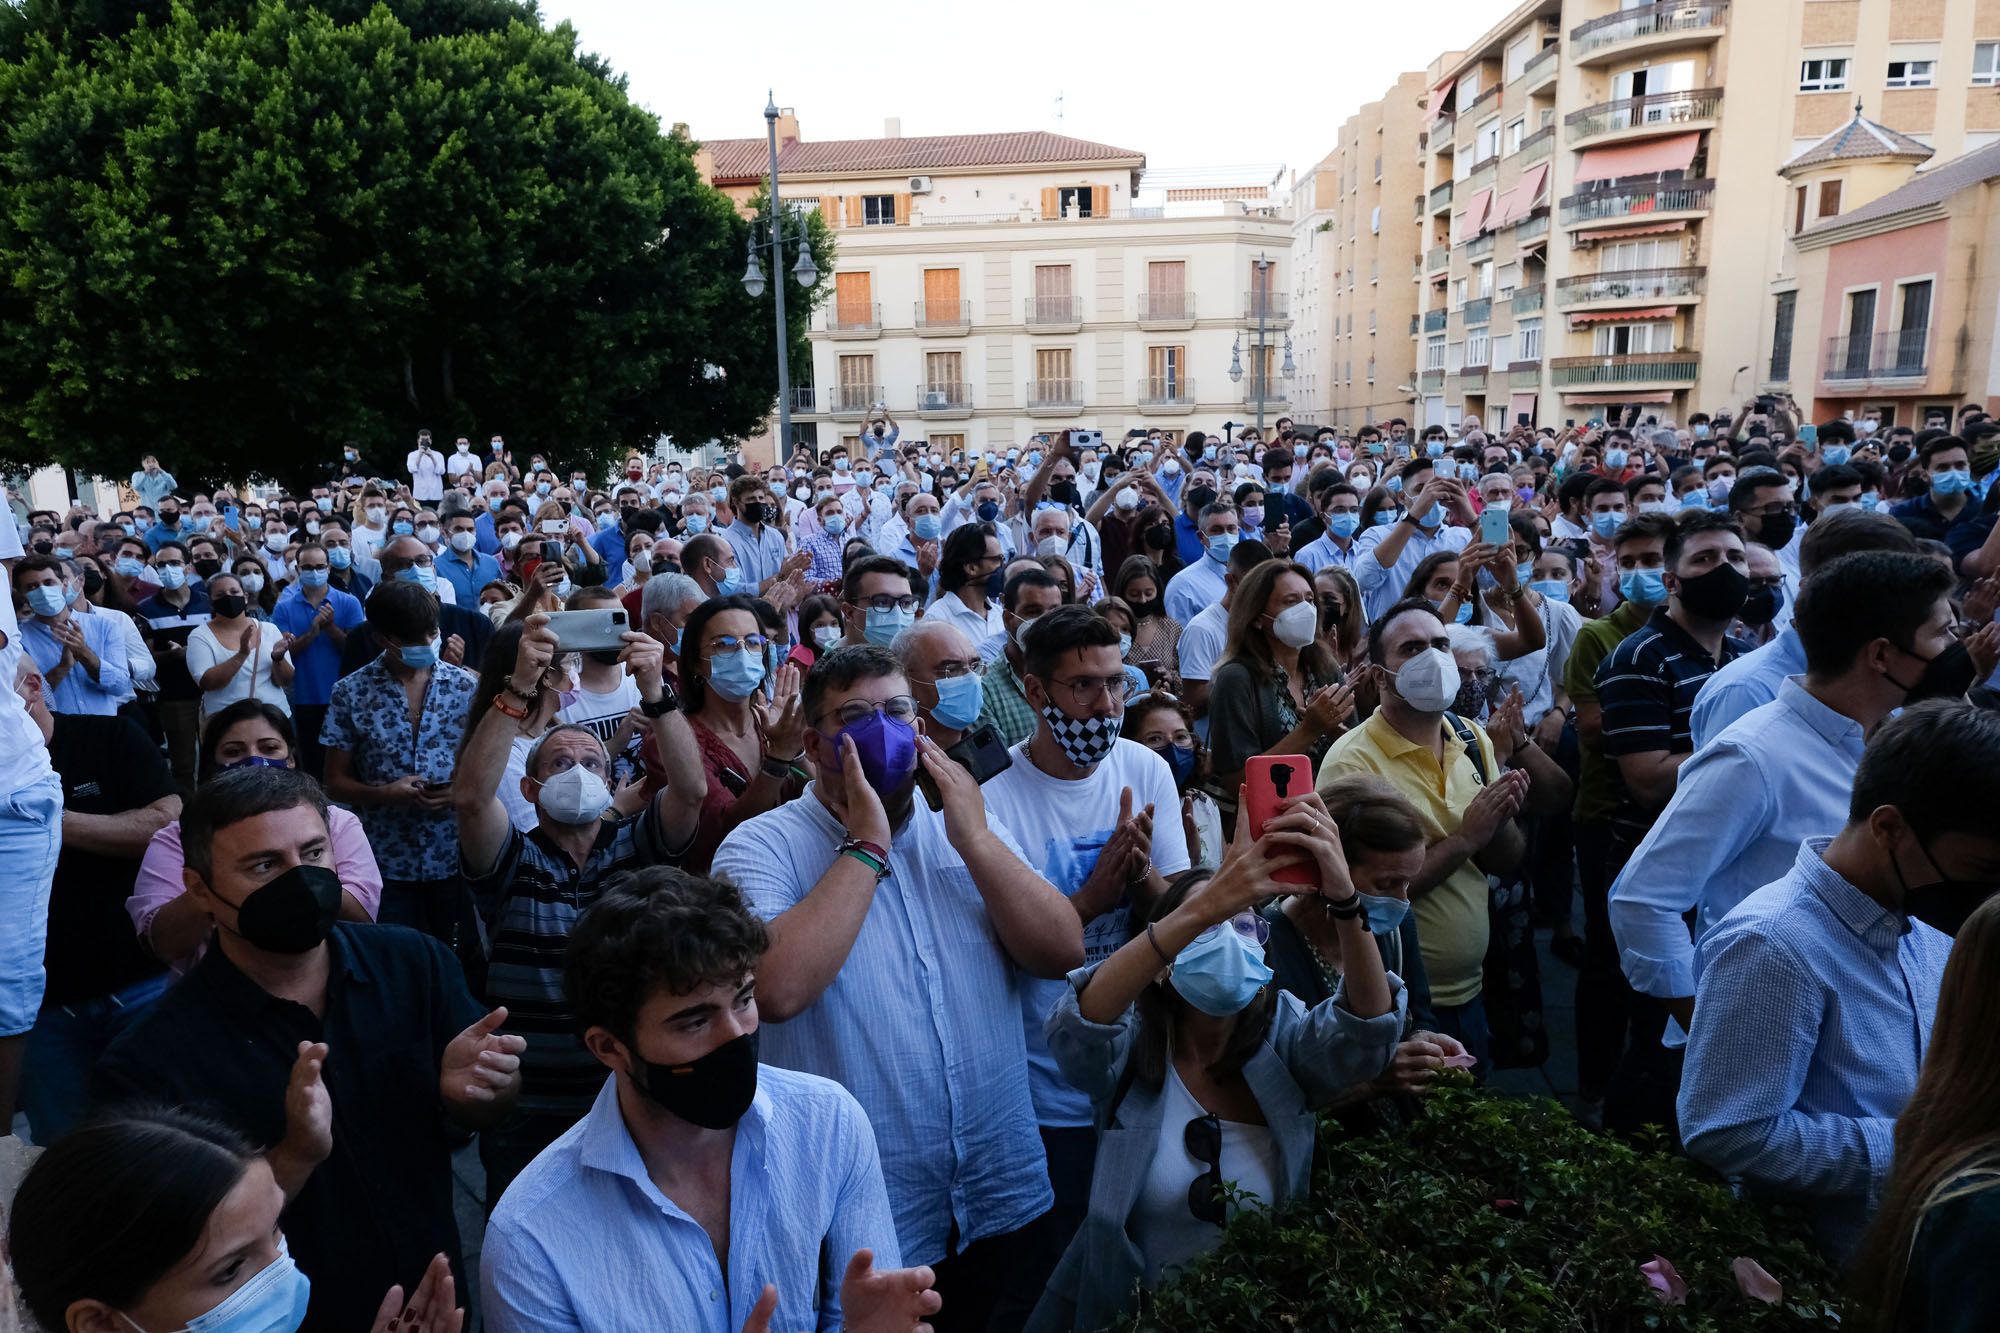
[739,92,820,455]
[1231,251,1294,434]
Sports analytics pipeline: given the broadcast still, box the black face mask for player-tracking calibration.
[1129,597,1163,620]
[212,593,248,619]
[82,568,105,596]
[984,568,1006,601]
[1755,512,1798,551]
[30,540,52,556]
[1888,639,1978,704]
[1187,486,1218,514]
[219,864,343,954]
[1143,525,1172,550]
[1891,835,1999,937]
[1738,584,1785,627]
[633,1030,760,1129]
[193,558,224,580]
[1675,564,1748,621]
[740,502,769,526]
[652,559,681,576]
[1050,481,1081,509]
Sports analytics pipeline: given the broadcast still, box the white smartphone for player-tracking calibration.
[545,608,630,653]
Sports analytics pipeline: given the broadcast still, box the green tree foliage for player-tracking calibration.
[0,0,829,489]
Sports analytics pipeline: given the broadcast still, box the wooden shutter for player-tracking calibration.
[820,196,841,228]
[1793,186,1807,235]
[925,351,962,389]
[1090,184,1109,217]
[1819,179,1843,219]
[922,268,960,323]
[1035,264,1072,298]
[846,196,864,227]
[834,272,871,326]
[894,192,912,225]
[1148,260,1185,297]
[1040,186,1060,219]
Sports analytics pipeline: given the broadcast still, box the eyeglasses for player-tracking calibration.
[1048,674,1133,703]
[927,657,987,680]
[1192,913,1272,948]
[704,633,770,658]
[816,695,921,729]
[855,594,921,613]
[1185,1114,1225,1225]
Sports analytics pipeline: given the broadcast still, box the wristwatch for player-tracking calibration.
[638,679,681,718]
[1323,892,1365,921]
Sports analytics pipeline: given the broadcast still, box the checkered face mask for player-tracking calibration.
[1041,706,1119,769]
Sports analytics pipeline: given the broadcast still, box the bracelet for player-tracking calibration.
[1146,922,1174,966]
[639,679,681,717]
[760,753,802,779]
[489,691,529,721]
[844,837,889,863]
[1322,893,1366,921]
[837,841,888,879]
[1448,585,1473,602]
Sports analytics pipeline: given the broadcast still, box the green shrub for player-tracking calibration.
[1117,1089,1846,1332]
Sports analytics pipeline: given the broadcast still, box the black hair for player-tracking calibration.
[937,521,998,596]
[841,554,911,606]
[802,643,904,728]
[179,766,330,879]
[1665,508,1745,567]
[1727,467,1790,512]
[197,700,297,782]
[1507,510,1545,557]
[364,577,439,646]
[1398,457,1435,485]
[1366,595,1445,666]
[1818,418,1857,446]
[1555,471,1596,511]
[1796,552,1953,678]
[1611,511,1678,552]
[1808,463,1865,497]
[1022,602,1123,680]
[678,593,763,717]
[797,593,843,637]
[9,1107,258,1330]
[1002,566,1061,613]
[1622,472,1666,502]
[564,866,770,1043]
[1918,434,1970,464]
[1848,701,2000,838]
[1226,537,1274,578]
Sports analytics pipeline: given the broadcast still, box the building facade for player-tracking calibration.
[1292,71,1429,426]
[698,116,1295,460]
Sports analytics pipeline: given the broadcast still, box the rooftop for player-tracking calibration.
[1803,136,2000,237]
[702,130,1145,184]
[1782,103,1934,175]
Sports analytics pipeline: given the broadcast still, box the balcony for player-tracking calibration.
[1552,353,1700,388]
[1429,181,1455,213]
[1555,266,1705,309]
[1465,83,1501,115]
[1424,307,1449,333]
[1240,380,1290,411]
[1466,155,1500,191]
[1566,88,1723,146]
[1244,290,1290,323]
[1522,44,1558,94]
[1823,329,1929,385]
[1467,232,1495,259]
[1025,295,1083,331]
[1561,178,1715,230]
[1137,291,1197,329]
[1517,124,1556,165]
[1137,377,1197,414]
[914,382,973,419]
[1454,369,1489,394]
[788,386,819,414]
[1508,363,1543,387]
[826,302,880,338]
[1512,285,1546,315]
[1516,212,1550,245]
[1571,0,1729,67]
[1419,369,1446,392]
[914,299,971,335]
[1464,296,1493,325]
[1025,378,1084,415]
[1426,245,1450,275]
[829,385,883,418]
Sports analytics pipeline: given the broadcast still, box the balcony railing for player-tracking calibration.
[1240,380,1289,409]
[1566,88,1723,144]
[827,302,880,335]
[1025,378,1084,412]
[788,386,819,413]
[1551,353,1700,387]
[1424,307,1449,333]
[1426,245,1449,273]
[1513,285,1546,315]
[914,299,971,333]
[1561,178,1716,228]
[1555,266,1705,307]
[914,382,973,415]
[1467,154,1501,183]
[1516,213,1550,244]
[1464,296,1493,325]
[1429,181,1455,212]
[1824,329,1928,382]
[1419,369,1445,392]
[1456,370,1489,392]
[1571,0,1729,59]
[1521,43,1558,86]
[1509,364,1543,387]
[1467,232,1495,259]
[1245,290,1290,321]
[1138,377,1197,408]
[1517,124,1556,164]
[829,384,884,416]
[1025,295,1083,327]
[1465,83,1501,114]
[1137,292,1197,325]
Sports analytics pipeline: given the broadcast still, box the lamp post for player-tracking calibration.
[1228,250,1293,435]
[741,92,820,458]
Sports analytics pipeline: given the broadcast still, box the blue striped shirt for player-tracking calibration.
[1679,837,1951,1265]
[1594,607,1745,837]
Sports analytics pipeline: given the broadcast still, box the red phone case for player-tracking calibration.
[1243,755,1319,889]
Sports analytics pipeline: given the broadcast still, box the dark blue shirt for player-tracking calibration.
[1173,511,1205,566]
[1890,490,1984,545]
[1594,607,1747,841]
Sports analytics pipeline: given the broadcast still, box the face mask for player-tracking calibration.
[26,584,68,617]
[1706,477,1735,504]
[298,568,329,590]
[1161,459,1182,477]
[186,515,212,533]
[1674,563,1748,620]
[1891,834,2000,937]
[398,635,440,669]
[929,672,986,731]
[812,625,843,652]
[218,864,343,954]
[1590,511,1625,540]
[1040,703,1120,768]
[192,558,223,581]
[413,523,440,545]
[388,521,413,537]
[536,763,613,825]
[709,486,729,504]
[211,593,249,619]
[1437,599,1475,625]
[975,499,1003,523]
[1035,533,1069,558]
[631,1029,760,1130]
[1112,486,1140,512]
[115,556,146,579]
[1387,646,1461,713]
[707,647,767,701]
[1205,532,1238,564]
[397,563,437,593]
[1619,568,1668,606]
[682,513,709,536]
[487,495,505,511]
[1933,469,1975,497]
[1889,639,1978,704]
[1822,445,1852,466]
[258,531,286,553]
[326,546,352,570]
[500,531,522,550]
[79,567,104,596]
[1151,741,1198,792]
[826,709,919,791]
[1169,920,1273,1016]
[239,573,265,596]
[1739,583,1784,626]
[864,603,915,647]
[912,513,942,541]
[1529,578,1570,603]
[1425,440,1445,458]
[449,530,478,553]
[1604,449,1629,469]
[553,575,574,600]
[1358,892,1410,934]
[155,564,188,590]
[1271,601,1319,649]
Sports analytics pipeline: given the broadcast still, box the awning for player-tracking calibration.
[1430,77,1457,121]
[1509,391,1539,425]
[1466,187,1495,236]
[1564,391,1676,404]
[1568,306,1680,326]
[1573,132,1702,183]
[1516,162,1550,212]
[1585,220,1690,241]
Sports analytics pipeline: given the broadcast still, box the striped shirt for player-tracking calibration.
[977,655,1037,748]
[1593,607,1745,843]
[465,808,688,1121]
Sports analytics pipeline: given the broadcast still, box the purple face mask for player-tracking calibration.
[826,710,918,792]
[222,755,290,771]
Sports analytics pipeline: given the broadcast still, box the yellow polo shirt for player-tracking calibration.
[1317,708,1498,1008]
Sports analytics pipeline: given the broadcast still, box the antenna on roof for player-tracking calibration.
[1055,90,1065,126]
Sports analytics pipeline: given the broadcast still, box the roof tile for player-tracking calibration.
[701,130,1144,182]
[1804,137,2000,235]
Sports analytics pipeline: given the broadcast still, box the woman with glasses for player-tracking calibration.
[1026,794,1402,1333]
[670,594,806,873]
[1112,554,1182,690]
[1205,560,1355,834]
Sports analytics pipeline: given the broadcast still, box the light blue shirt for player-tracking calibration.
[1294,532,1359,573]
[1350,522,1471,622]
[711,788,1051,1264]
[19,612,131,716]
[1688,626,1806,749]
[1678,837,1951,1265]
[722,519,791,589]
[481,1068,899,1333]
[1162,555,1226,627]
[435,547,503,606]
[130,468,177,510]
[1609,677,1866,1036]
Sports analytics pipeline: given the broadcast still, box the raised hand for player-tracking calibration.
[916,734,989,847]
[368,1253,463,1333]
[241,621,262,655]
[617,629,666,696]
[511,612,558,693]
[283,1040,333,1169]
[823,733,891,847]
[440,633,466,667]
[840,1249,941,1333]
[1303,681,1356,735]
[1257,791,1355,901]
[757,663,806,761]
[439,1007,525,1107]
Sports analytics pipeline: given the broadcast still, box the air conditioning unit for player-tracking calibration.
[923,389,952,410]
[909,175,934,194]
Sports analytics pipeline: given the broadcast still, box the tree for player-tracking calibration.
[0,0,829,490]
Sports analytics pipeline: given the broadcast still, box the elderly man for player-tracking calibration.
[336,536,495,678]
[894,619,986,748]
[1025,503,1101,602]
[638,571,704,680]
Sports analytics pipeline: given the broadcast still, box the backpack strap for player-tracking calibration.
[1446,711,1488,785]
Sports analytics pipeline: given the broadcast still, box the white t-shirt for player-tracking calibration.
[446,449,482,483]
[502,734,539,832]
[187,620,292,716]
[981,737,1190,1127]
[1132,1062,1276,1285]
[557,670,644,784]
[1480,593,1583,727]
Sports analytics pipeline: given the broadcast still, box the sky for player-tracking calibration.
[538,0,1522,185]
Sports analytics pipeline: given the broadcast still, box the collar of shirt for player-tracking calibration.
[190,926,364,1012]
[1795,836,1911,953]
[577,1072,770,1213]
[1639,603,1727,667]
[1359,706,1468,773]
[1775,675,1867,754]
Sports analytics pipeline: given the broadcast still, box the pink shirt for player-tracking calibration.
[127,806,384,972]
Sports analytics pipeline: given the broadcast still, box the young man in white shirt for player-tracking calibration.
[407,431,446,504]
[445,437,482,487]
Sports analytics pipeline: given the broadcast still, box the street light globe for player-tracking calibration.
[793,243,819,289]
[1228,334,1244,384]
[742,248,766,299]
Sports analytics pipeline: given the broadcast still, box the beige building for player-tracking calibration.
[698,115,1295,460]
[1291,72,1429,425]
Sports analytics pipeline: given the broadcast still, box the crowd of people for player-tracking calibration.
[3,400,1999,1331]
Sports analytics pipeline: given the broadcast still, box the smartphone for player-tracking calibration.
[1798,423,1819,447]
[917,723,1015,810]
[1072,428,1104,449]
[1243,755,1318,889]
[1480,504,1512,547]
[786,644,814,672]
[1565,419,1576,429]
[545,608,630,653]
[1515,413,1530,429]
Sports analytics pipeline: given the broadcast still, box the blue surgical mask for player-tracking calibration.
[1678,490,1708,511]
[596,511,618,530]
[1619,568,1668,606]
[536,482,553,496]
[315,496,334,513]
[715,563,744,595]
[398,635,441,669]
[396,563,437,592]
[1206,533,1239,564]
[391,520,414,536]
[1328,512,1360,539]
[913,513,942,541]
[682,514,709,536]
[1151,741,1198,790]
[1933,469,1975,496]
[1358,892,1410,934]
[298,568,329,590]
[1604,449,1628,469]
[1861,490,1880,509]
[137,1238,312,1333]
[1385,475,1404,495]
[120,522,136,536]
[707,647,767,701]
[1433,598,1475,625]
[1425,440,1445,458]
[155,564,188,590]
[930,672,985,731]
[864,603,915,647]
[824,513,847,536]
[115,556,146,579]
[1693,423,1710,439]
[1822,445,1851,466]
[326,546,352,570]
[1170,919,1273,1016]
[487,495,504,511]
[1515,561,1534,586]
[1416,506,1444,530]
[26,584,68,617]
[1591,510,1625,539]
[710,486,729,503]
[1529,578,1570,603]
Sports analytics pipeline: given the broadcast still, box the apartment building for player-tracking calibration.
[1292,71,1429,425]
[697,115,1294,461]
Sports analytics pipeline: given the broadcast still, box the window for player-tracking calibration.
[921,268,962,325]
[1368,309,1377,333]
[1467,328,1490,368]
[836,354,876,411]
[1794,185,1809,235]
[833,272,874,328]
[1801,58,1850,92]
[1887,59,1936,89]
[1592,322,1673,355]
[1976,42,2000,86]
[1145,261,1188,320]
[861,194,897,226]
[1476,262,1493,300]
[1497,262,1519,295]
[1506,118,1525,154]
[1146,345,1186,399]
[1897,279,1933,372]
[924,351,963,394]
[1603,237,1678,269]
[1367,356,1376,383]
[1424,335,1446,370]
[1476,118,1501,161]
[1058,186,1096,218]
[1819,179,1844,220]
[1490,333,1513,368]
[1460,68,1479,104]
[1518,317,1542,361]
[1506,33,1535,82]
[1453,276,1469,307]
[1032,264,1075,322]
[1370,205,1381,234]
[1034,348,1074,399]
[1446,340,1464,371]
[1769,291,1796,381]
